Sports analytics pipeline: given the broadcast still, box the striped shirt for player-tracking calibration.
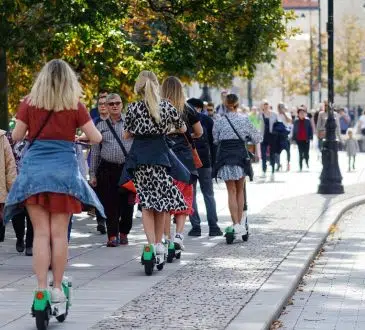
[89,116,133,178]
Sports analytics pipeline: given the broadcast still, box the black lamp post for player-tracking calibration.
[318,0,344,194]
[200,83,212,102]
[318,0,322,103]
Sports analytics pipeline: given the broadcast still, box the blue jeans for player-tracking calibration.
[260,142,275,173]
[190,167,219,230]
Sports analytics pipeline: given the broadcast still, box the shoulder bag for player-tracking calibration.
[105,119,136,193]
[184,134,203,169]
[224,115,254,181]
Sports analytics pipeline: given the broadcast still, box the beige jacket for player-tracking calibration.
[0,130,17,203]
[316,111,341,139]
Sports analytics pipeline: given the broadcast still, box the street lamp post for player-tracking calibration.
[318,0,322,103]
[309,10,314,110]
[318,0,344,194]
[200,83,212,102]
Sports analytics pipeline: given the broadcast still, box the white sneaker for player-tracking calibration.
[233,223,244,235]
[51,287,66,303]
[173,233,185,251]
[155,243,165,256]
[260,172,267,178]
[270,173,275,182]
[234,223,247,236]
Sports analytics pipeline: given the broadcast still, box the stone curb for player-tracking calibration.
[226,194,365,330]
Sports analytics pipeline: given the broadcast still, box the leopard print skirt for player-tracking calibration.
[134,165,188,212]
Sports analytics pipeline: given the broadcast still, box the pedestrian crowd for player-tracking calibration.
[0,59,362,300]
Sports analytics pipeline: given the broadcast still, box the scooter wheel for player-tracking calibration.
[56,313,67,323]
[35,308,50,330]
[167,250,174,263]
[175,251,181,259]
[242,234,249,242]
[226,233,234,244]
[56,304,68,323]
[157,263,164,271]
[144,260,154,276]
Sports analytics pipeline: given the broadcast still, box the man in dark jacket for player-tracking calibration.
[187,98,222,237]
[292,107,313,171]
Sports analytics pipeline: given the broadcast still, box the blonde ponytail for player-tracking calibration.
[135,70,161,123]
[144,78,161,123]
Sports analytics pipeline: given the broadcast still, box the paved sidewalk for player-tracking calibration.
[1,150,365,329]
[278,205,365,330]
[92,186,365,330]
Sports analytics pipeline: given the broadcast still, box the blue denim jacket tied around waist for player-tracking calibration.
[122,135,191,184]
[4,140,105,223]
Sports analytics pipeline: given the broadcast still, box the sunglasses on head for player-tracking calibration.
[108,101,122,106]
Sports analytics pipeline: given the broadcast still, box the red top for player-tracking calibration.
[297,119,307,141]
[16,99,91,214]
[16,100,91,141]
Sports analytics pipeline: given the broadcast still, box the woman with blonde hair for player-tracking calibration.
[4,59,103,302]
[161,76,203,255]
[123,70,189,274]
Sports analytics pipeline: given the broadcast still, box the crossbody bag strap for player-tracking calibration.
[224,115,245,143]
[224,115,251,156]
[105,118,128,158]
[28,111,53,148]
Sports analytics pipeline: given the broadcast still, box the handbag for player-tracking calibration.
[224,115,254,181]
[184,134,203,169]
[105,119,136,193]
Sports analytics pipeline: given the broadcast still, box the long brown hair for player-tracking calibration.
[161,76,185,113]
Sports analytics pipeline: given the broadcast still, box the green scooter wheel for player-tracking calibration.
[56,304,68,323]
[35,307,50,330]
[226,233,234,244]
[167,249,174,263]
[144,260,154,275]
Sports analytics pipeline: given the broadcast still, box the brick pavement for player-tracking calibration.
[278,204,365,330]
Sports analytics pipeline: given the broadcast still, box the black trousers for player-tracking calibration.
[93,185,106,225]
[97,160,135,238]
[297,140,310,169]
[12,209,34,248]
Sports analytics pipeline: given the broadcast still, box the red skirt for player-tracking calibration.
[25,193,82,214]
[170,180,194,216]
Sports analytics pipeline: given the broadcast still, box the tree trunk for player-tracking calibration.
[0,48,8,130]
[247,79,253,107]
[347,86,350,110]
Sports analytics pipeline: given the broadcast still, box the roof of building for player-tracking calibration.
[282,0,319,9]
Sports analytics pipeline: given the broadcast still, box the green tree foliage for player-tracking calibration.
[334,15,365,109]
[1,0,295,124]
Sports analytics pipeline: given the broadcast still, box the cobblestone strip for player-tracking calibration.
[92,186,365,330]
[278,204,365,330]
